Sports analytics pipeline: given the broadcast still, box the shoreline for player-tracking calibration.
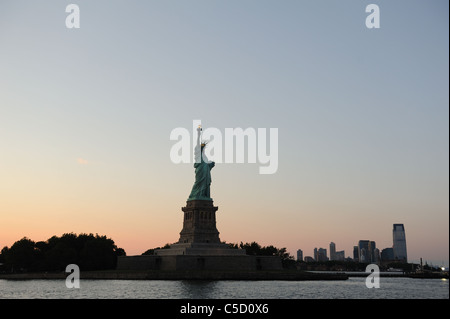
[1,270,446,280]
[0,270,348,281]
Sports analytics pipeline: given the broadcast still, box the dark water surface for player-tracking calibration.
[0,277,448,299]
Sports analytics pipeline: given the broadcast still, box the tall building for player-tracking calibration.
[297,249,303,262]
[358,240,370,263]
[329,242,336,261]
[335,251,345,261]
[369,241,377,263]
[357,240,377,263]
[318,248,328,262]
[314,248,328,261]
[353,246,359,262]
[381,247,394,262]
[373,248,380,264]
[393,224,407,262]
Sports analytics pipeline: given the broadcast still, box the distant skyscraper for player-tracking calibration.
[381,248,395,262]
[317,248,328,262]
[353,246,359,262]
[357,240,377,263]
[358,240,370,263]
[369,241,377,263]
[373,248,380,264]
[393,224,407,262]
[329,242,336,261]
[335,251,345,261]
[297,249,303,262]
[314,247,328,261]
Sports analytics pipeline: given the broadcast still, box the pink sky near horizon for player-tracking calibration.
[1,159,448,265]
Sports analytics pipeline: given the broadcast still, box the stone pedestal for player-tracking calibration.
[155,200,246,257]
[117,199,282,271]
[179,200,220,244]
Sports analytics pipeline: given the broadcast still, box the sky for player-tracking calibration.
[0,0,448,266]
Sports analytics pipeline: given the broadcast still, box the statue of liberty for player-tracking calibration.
[188,125,215,201]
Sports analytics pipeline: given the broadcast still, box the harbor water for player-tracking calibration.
[0,277,448,299]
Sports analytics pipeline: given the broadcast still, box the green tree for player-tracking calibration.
[4,237,37,272]
[0,246,9,272]
[3,233,126,272]
[232,241,295,268]
[142,243,171,255]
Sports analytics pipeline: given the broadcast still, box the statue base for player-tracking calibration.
[117,254,282,271]
[154,242,246,256]
[117,200,282,271]
[178,199,221,244]
[155,199,246,256]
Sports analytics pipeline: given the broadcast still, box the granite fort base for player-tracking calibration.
[117,200,282,271]
[116,254,281,271]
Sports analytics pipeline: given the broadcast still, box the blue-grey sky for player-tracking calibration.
[1,0,448,265]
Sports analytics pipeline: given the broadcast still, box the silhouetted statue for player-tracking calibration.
[188,126,215,201]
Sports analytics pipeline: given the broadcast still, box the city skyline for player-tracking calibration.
[297,224,410,263]
[1,1,448,267]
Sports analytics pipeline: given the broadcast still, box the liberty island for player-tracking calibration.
[116,125,351,279]
[117,124,283,273]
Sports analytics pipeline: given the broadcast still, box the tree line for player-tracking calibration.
[228,241,295,268]
[142,241,296,268]
[0,233,126,273]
